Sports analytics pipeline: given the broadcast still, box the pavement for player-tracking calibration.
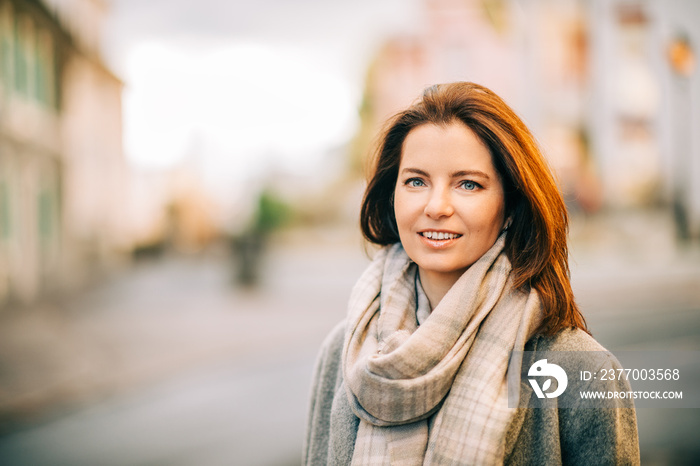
[567,209,700,347]
[0,209,698,465]
[0,226,370,432]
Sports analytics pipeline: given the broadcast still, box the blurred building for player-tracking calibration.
[355,0,700,237]
[0,0,126,307]
[352,0,519,176]
[586,0,699,239]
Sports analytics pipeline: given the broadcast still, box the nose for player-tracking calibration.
[424,187,454,219]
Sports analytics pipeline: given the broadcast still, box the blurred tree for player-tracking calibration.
[253,189,293,235]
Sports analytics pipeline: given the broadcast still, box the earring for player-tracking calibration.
[502,218,512,233]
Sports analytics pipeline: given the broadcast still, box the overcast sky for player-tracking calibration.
[101,0,423,194]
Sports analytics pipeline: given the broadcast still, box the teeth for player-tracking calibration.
[422,231,460,240]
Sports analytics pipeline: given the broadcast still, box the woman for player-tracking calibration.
[304,82,639,465]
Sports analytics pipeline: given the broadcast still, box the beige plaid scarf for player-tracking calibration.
[343,234,543,465]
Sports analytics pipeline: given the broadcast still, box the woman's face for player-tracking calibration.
[394,121,506,285]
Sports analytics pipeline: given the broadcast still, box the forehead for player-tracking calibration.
[400,122,494,171]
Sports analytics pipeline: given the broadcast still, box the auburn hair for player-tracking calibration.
[360,82,587,336]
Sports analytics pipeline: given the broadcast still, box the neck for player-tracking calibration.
[418,268,463,310]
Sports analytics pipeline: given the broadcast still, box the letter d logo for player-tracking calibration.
[528,359,568,398]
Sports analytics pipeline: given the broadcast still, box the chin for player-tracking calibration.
[417,261,469,277]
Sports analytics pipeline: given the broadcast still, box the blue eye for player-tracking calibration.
[406,178,425,187]
[461,180,478,190]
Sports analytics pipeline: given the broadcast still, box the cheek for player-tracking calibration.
[467,198,505,233]
[393,190,410,224]
[393,192,422,242]
[392,191,401,224]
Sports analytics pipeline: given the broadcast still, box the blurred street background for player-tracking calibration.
[0,0,699,465]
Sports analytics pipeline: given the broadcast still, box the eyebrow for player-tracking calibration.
[400,168,491,180]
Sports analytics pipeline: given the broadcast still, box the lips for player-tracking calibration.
[418,230,462,249]
[419,231,462,240]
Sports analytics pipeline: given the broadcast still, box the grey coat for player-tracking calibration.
[303,322,640,465]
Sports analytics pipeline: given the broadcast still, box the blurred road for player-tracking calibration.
[0,227,370,466]
[0,212,699,465]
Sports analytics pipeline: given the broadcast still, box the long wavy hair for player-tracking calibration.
[360,82,587,336]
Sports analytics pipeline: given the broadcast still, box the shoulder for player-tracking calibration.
[304,320,348,465]
[312,320,346,390]
[510,329,641,465]
[530,327,607,352]
[305,321,362,465]
[528,328,626,380]
[319,320,346,362]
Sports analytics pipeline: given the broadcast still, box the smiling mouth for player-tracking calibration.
[419,231,462,240]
